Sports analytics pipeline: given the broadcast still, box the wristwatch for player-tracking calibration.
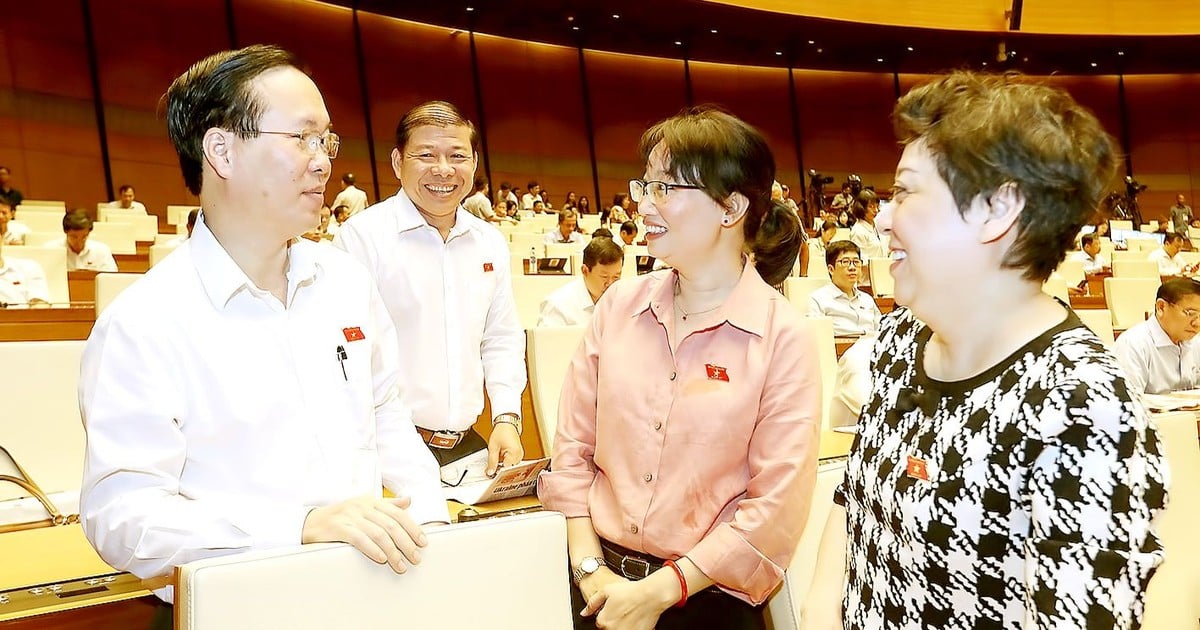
[492,412,523,436]
[571,556,605,583]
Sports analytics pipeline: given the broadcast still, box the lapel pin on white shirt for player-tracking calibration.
[483,262,494,272]
[342,326,365,342]
[705,364,729,382]
[335,345,348,381]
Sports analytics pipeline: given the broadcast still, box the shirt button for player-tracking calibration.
[630,524,639,534]
[653,421,662,431]
[643,473,653,482]
[669,371,676,381]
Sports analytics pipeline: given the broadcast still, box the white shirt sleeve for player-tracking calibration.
[23,260,49,303]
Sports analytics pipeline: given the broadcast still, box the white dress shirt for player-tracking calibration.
[537,278,595,327]
[79,216,447,602]
[521,193,542,211]
[106,200,147,213]
[462,191,495,221]
[332,185,369,216]
[849,221,885,261]
[1068,249,1109,274]
[334,190,526,432]
[45,236,118,272]
[829,333,875,428]
[0,256,49,304]
[1113,314,1200,395]
[1,220,31,245]
[806,283,882,337]
[1146,248,1187,276]
[543,229,586,247]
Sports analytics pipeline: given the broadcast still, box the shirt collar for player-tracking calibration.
[635,259,771,337]
[190,212,319,310]
[1148,315,1180,349]
[392,188,474,241]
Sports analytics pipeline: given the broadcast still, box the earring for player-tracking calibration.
[721,216,732,225]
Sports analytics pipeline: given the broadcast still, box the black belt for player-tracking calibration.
[600,539,664,580]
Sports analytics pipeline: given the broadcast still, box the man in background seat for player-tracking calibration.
[537,237,623,327]
[46,210,117,272]
[1113,277,1200,395]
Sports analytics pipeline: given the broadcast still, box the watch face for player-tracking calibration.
[581,557,602,573]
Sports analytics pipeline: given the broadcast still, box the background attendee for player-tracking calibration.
[331,172,368,216]
[780,183,800,215]
[591,228,613,240]
[335,100,526,481]
[564,191,578,209]
[300,205,333,242]
[848,189,885,262]
[616,220,637,248]
[828,333,874,429]
[1113,277,1200,395]
[463,175,499,223]
[807,219,838,268]
[544,207,585,246]
[165,208,200,246]
[805,71,1167,630]
[540,106,816,630]
[47,210,117,272]
[107,185,147,212]
[807,240,881,336]
[79,46,446,628]
[830,182,853,212]
[1070,232,1110,273]
[607,192,631,226]
[522,181,542,210]
[0,166,22,208]
[0,236,49,305]
[578,196,592,215]
[1147,231,1194,276]
[1169,193,1192,234]
[537,237,623,327]
[0,200,30,245]
[326,204,349,237]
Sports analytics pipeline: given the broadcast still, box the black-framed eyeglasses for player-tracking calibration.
[629,179,703,203]
[441,469,469,488]
[259,130,341,159]
[834,258,864,268]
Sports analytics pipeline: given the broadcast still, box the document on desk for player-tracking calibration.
[1140,389,1200,413]
[441,458,551,505]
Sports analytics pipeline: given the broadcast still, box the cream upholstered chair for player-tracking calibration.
[1109,219,1133,232]
[176,511,572,630]
[1139,221,1159,232]
[94,272,142,316]
[1112,259,1160,279]
[100,211,158,241]
[2,245,68,304]
[765,459,847,630]
[1111,249,1152,263]
[1126,238,1162,253]
[1073,308,1115,346]
[16,212,63,233]
[526,325,587,454]
[1142,411,1200,629]
[783,277,831,316]
[867,258,894,298]
[14,200,66,210]
[1042,273,1070,303]
[1104,277,1160,330]
[167,205,200,229]
[88,221,137,255]
[508,232,544,258]
[149,243,179,268]
[1054,258,1086,288]
[621,245,650,279]
[545,242,585,270]
[510,273,575,329]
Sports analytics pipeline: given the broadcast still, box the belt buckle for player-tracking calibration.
[619,555,651,580]
[429,431,462,449]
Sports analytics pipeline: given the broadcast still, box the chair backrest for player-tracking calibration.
[833,228,850,242]
[545,242,585,269]
[166,205,200,227]
[1104,277,1161,329]
[0,340,87,501]
[1127,238,1162,253]
[22,231,59,247]
[1042,273,1069,303]
[867,258,894,297]
[1111,249,1152,263]
[1178,251,1200,269]
[1141,411,1200,629]
[508,232,543,257]
[100,211,157,241]
[88,222,136,255]
[95,272,142,316]
[783,277,831,315]
[765,459,847,630]
[577,214,600,233]
[621,245,650,279]
[15,200,66,210]
[1054,259,1086,288]
[176,511,572,630]
[1189,226,1200,240]
[527,325,587,453]
[510,274,575,329]
[149,243,179,268]
[1112,259,1161,279]
[1072,308,1115,346]
[17,212,63,234]
[1109,219,1133,232]
[2,245,68,304]
[1140,221,1159,232]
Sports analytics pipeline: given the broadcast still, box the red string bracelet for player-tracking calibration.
[664,559,688,608]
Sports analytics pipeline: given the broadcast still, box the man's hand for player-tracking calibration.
[486,422,523,476]
[583,568,676,630]
[301,495,427,573]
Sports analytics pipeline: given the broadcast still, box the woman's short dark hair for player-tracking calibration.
[611,193,628,208]
[894,71,1118,282]
[166,45,300,196]
[394,101,479,154]
[853,189,878,221]
[637,106,801,285]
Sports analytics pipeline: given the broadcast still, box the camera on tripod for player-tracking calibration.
[809,169,833,188]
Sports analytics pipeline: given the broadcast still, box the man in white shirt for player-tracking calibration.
[1146,231,1195,276]
[0,237,49,305]
[331,172,369,216]
[1069,233,1110,274]
[521,181,542,211]
[807,240,882,336]
[616,220,637,249]
[0,200,31,245]
[537,237,623,327]
[335,100,526,479]
[47,210,118,272]
[1113,278,1200,395]
[543,207,585,246]
[79,46,445,618]
[807,220,838,273]
[829,333,875,428]
[106,184,147,213]
[463,175,499,223]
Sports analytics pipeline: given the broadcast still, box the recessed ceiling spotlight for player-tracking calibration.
[674,41,682,46]
[612,14,620,19]
[1090,62,1098,67]
[465,6,474,11]
[1118,51,1125,56]
[711,29,718,34]
[572,26,579,31]
[776,51,783,56]
[982,61,988,66]
[877,58,884,62]
[807,40,815,45]
[816,48,823,53]
[1023,57,1028,62]
[567,16,574,22]
[906,46,913,52]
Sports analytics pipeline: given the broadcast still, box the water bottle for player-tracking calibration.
[528,247,538,274]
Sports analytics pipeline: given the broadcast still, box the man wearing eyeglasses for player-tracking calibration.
[1113,277,1200,395]
[334,101,526,484]
[78,46,446,625]
[805,240,882,336]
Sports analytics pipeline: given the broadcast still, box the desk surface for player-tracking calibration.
[0,304,95,342]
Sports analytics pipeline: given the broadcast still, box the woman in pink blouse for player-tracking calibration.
[538,106,822,630]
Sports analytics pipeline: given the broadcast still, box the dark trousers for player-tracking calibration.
[567,571,766,630]
[150,600,172,630]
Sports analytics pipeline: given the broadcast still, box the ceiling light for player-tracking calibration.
[807,40,815,45]
[465,6,474,11]
[982,61,988,66]
[776,51,783,56]
[906,46,913,52]
[612,14,620,19]
[1090,62,1098,67]
[572,26,579,31]
[876,58,884,62]
[567,16,574,22]
[816,48,823,53]
[674,41,682,46]
[1118,51,1125,56]
[711,29,718,34]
